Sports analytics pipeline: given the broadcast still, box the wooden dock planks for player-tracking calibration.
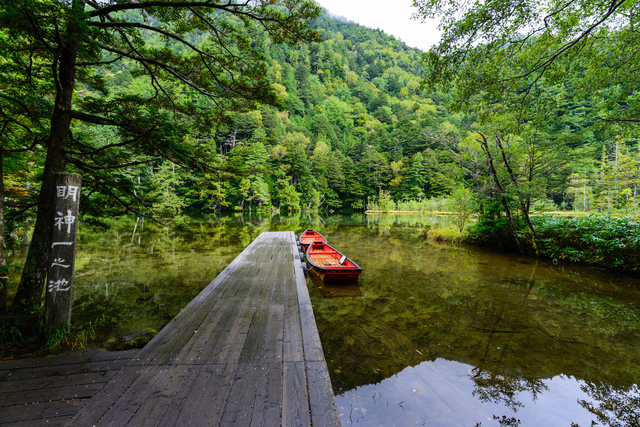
[0,350,138,426]
[0,231,339,426]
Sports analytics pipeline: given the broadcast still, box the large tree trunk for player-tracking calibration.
[11,1,82,312]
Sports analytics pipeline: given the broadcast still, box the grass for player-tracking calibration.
[0,311,106,359]
[426,227,463,243]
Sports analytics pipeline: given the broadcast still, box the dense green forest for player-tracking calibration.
[8,7,640,225]
[4,12,471,222]
[2,0,640,312]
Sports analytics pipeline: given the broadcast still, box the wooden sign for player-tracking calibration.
[45,173,82,329]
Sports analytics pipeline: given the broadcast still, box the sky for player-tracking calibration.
[314,0,441,52]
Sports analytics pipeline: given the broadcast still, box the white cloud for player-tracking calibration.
[314,0,441,52]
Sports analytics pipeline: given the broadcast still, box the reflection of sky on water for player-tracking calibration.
[337,358,598,426]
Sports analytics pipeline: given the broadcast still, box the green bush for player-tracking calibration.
[463,213,524,252]
[532,215,640,270]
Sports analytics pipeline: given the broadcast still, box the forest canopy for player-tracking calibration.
[0,0,322,311]
[413,0,640,126]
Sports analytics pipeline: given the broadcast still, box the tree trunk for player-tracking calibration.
[584,172,588,212]
[478,133,523,254]
[615,139,619,191]
[11,1,82,312]
[0,150,7,311]
[494,135,536,237]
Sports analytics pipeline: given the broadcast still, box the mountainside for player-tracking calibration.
[191,11,474,214]
[5,6,634,233]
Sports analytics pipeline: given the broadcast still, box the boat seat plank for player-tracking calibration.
[309,254,341,266]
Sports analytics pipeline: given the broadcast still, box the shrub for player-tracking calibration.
[532,215,640,270]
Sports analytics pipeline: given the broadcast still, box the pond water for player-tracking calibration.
[308,215,640,427]
[6,213,640,426]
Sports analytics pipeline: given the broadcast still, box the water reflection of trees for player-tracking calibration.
[365,213,455,229]
[471,371,548,422]
[578,382,640,427]
[309,215,640,425]
[469,277,548,426]
[70,215,265,346]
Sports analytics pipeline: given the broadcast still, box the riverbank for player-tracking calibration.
[431,214,640,273]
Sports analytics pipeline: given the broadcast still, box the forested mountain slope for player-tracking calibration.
[4,7,632,233]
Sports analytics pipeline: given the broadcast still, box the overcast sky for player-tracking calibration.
[314,0,441,52]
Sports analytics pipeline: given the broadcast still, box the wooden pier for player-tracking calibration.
[0,232,339,426]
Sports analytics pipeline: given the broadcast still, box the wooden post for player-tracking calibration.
[45,173,82,329]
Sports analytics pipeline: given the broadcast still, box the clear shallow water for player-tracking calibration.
[304,216,640,426]
[6,213,640,425]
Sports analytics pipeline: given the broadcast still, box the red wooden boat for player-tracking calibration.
[306,242,362,284]
[299,229,327,252]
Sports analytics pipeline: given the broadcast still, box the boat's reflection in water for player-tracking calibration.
[308,273,362,298]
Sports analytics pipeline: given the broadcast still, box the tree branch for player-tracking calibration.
[1,136,40,153]
[65,127,156,156]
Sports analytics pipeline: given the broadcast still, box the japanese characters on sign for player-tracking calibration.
[56,185,79,201]
[49,185,79,292]
[45,174,82,329]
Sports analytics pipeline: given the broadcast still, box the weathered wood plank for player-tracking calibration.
[283,274,304,362]
[0,349,138,372]
[85,366,167,426]
[306,361,341,427]
[299,303,326,363]
[0,400,84,424]
[126,366,190,426]
[1,415,71,427]
[282,361,310,427]
[0,360,126,382]
[65,366,141,426]
[238,249,282,364]
[214,301,257,363]
[261,238,287,364]
[283,233,303,363]
[218,363,261,425]
[185,364,232,427]
[155,365,215,427]
[261,303,284,363]
[251,362,283,427]
[192,271,262,365]
[0,383,103,408]
[0,370,117,393]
